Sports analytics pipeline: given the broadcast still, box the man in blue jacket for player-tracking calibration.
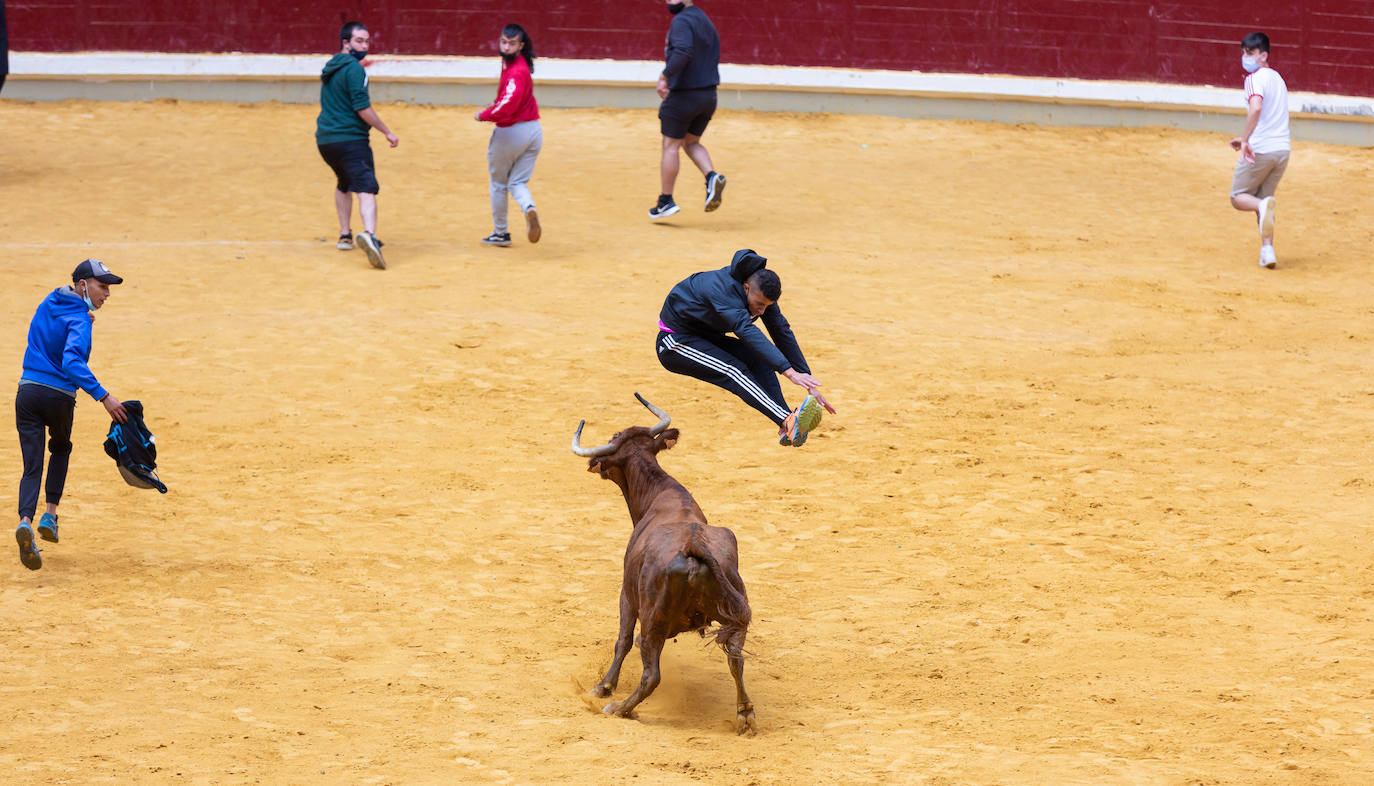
[657,250,836,446]
[14,259,128,571]
[649,0,727,220]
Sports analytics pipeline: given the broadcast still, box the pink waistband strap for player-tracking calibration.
[657,319,675,333]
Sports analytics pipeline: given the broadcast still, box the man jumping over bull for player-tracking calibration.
[656,249,836,446]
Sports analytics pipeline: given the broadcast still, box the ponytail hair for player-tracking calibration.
[502,23,535,74]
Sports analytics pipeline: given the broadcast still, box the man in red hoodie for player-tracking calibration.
[475,23,542,247]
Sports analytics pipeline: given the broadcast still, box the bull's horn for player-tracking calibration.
[571,419,617,457]
[635,393,672,435]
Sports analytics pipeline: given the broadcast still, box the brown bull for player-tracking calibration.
[572,393,756,735]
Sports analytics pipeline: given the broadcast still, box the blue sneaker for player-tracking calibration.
[37,513,59,543]
[778,395,823,447]
[16,523,42,570]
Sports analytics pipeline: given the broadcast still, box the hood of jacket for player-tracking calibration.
[728,249,767,282]
[47,286,92,316]
[321,52,358,81]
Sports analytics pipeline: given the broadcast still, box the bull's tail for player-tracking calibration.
[688,538,751,652]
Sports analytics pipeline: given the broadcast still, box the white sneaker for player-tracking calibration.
[1259,245,1277,269]
[525,207,541,244]
[1258,196,1276,240]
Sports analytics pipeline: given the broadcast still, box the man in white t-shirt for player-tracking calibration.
[1229,31,1290,269]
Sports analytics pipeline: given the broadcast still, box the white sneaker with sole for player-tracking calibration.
[1259,245,1277,269]
[525,207,541,244]
[1258,196,1276,240]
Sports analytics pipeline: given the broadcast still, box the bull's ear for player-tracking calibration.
[654,429,680,452]
[586,458,603,474]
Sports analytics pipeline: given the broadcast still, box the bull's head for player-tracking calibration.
[572,393,680,480]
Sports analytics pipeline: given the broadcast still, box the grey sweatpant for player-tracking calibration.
[487,120,542,233]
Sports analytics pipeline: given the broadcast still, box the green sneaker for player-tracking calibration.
[779,395,823,447]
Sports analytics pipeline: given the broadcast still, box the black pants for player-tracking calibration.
[15,385,76,520]
[656,330,792,426]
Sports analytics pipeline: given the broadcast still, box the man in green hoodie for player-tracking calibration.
[316,20,400,270]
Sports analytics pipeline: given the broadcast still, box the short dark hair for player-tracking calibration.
[340,21,368,43]
[749,269,781,300]
[1241,32,1270,53]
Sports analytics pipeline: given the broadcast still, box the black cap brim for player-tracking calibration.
[94,273,123,285]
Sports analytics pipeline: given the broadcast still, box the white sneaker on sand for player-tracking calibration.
[525,207,541,244]
[1259,245,1277,269]
[1258,196,1276,240]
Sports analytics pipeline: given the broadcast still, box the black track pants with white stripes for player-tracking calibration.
[656,330,792,426]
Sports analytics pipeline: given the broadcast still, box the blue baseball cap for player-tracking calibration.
[72,259,123,285]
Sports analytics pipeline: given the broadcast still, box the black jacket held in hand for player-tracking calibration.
[104,399,168,494]
[659,249,812,375]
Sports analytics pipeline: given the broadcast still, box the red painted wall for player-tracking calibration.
[7,1,1373,97]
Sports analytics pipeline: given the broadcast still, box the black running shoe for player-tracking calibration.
[355,232,387,269]
[649,198,680,220]
[704,172,726,212]
[16,523,41,570]
[481,232,512,247]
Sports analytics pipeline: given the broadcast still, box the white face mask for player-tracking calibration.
[1242,55,1261,73]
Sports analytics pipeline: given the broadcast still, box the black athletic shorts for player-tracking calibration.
[317,138,380,194]
[659,86,718,139]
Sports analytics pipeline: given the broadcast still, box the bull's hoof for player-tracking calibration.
[735,704,757,736]
[589,683,613,699]
[603,701,635,718]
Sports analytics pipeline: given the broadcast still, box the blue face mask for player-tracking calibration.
[1242,55,1261,73]
[348,48,367,62]
[77,282,96,311]
[667,2,686,14]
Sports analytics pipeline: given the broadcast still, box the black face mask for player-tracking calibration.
[347,48,367,62]
[667,2,687,14]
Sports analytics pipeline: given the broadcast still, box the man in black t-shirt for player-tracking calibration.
[649,0,728,220]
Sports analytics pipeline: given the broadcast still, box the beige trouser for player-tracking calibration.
[1230,150,1289,199]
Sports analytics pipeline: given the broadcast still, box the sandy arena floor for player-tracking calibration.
[1,98,1373,784]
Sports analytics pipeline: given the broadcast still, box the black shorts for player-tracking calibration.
[659,86,718,139]
[317,138,379,194]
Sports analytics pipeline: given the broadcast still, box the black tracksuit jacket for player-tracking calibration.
[659,250,811,375]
